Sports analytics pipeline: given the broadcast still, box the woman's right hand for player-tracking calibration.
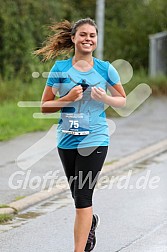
[66,85,83,102]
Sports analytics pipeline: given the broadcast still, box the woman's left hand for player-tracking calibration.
[91,87,107,102]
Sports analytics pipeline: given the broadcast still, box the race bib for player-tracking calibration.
[61,113,90,135]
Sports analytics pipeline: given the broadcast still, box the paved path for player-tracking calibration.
[0,151,167,251]
[0,97,167,204]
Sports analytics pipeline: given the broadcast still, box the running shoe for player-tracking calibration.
[85,214,100,252]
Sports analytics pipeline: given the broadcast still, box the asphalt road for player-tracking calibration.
[0,151,167,252]
[0,97,167,204]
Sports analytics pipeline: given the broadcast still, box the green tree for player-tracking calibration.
[0,0,166,82]
[0,0,65,81]
[104,0,167,69]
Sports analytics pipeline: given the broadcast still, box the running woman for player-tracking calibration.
[34,17,126,252]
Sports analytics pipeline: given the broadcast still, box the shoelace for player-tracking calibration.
[87,229,95,243]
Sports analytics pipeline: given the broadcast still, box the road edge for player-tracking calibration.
[1,138,167,215]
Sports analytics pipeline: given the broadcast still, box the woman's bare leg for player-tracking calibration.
[74,206,93,252]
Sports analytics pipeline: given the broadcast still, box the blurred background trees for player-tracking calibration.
[0,0,166,81]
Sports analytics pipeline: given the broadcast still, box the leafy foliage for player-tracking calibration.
[0,0,166,81]
[0,0,64,81]
[104,0,167,68]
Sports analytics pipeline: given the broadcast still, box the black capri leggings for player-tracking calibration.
[58,146,108,209]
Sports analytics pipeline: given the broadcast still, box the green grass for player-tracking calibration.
[0,214,13,224]
[14,196,26,201]
[0,204,10,208]
[0,102,57,141]
[0,76,59,141]
[124,70,167,96]
[0,70,167,141]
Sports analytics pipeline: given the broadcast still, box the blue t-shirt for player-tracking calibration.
[46,57,120,149]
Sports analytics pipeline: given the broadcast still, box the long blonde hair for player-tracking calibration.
[34,18,98,61]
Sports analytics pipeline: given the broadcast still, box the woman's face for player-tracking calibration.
[71,24,97,55]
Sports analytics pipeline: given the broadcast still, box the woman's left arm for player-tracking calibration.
[91,83,126,108]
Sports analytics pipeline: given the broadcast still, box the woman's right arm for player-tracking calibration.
[41,85,83,113]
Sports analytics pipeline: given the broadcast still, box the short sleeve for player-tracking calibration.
[107,62,120,86]
[46,62,61,89]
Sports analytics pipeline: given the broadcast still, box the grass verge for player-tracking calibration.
[0,214,13,224]
[0,204,11,209]
[14,196,26,201]
[0,102,57,141]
